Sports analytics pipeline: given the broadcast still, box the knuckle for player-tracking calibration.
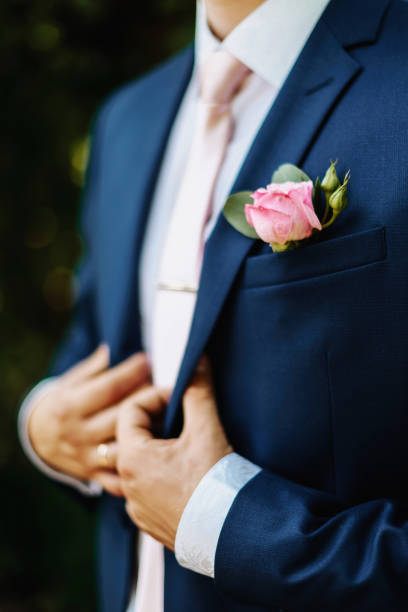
[80,420,93,440]
[128,506,146,530]
[125,502,137,522]
[132,353,146,370]
[126,386,150,406]
[79,447,93,469]
[54,400,71,423]
[63,429,82,446]
[117,453,136,481]
[117,402,134,428]
[183,386,198,403]
[119,400,134,415]
[184,384,211,403]
[137,517,149,533]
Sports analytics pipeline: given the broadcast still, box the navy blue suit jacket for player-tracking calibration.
[50,0,408,609]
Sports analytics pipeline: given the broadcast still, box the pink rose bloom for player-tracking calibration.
[245,181,322,246]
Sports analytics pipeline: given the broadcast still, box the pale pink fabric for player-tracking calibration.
[151,50,250,388]
[133,50,250,612]
[132,534,164,612]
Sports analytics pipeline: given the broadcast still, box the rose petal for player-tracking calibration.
[267,181,299,195]
[250,191,277,209]
[287,181,314,209]
[250,188,268,206]
[301,202,322,231]
[246,205,293,244]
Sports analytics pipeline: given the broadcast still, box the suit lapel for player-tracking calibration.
[99,47,194,363]
[164,15,363,435]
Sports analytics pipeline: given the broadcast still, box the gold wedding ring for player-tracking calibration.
[97,443,110,468]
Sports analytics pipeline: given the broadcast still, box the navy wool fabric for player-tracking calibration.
[50,0,408,609]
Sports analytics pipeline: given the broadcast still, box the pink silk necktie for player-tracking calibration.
[133,50,251,612]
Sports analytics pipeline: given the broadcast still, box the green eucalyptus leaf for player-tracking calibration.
[222,191,259,240]
[271,163,311,184]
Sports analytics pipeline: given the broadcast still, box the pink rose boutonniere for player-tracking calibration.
[223,161,350,252]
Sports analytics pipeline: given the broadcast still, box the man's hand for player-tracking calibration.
[28,346,150,496]
[117,357,233,549]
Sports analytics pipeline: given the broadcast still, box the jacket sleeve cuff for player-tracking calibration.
[18,379,102,497]
[174,452,261,578]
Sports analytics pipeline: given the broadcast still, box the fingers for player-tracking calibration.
[85,405,119,444]
[93,470,123,497]
[61,344,110,385]
[75,352,151,416]
[117,387,167,445]
[182,356,221,435]
[125,386,169,416]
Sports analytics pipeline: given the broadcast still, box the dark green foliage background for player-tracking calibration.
[0,1,194,610]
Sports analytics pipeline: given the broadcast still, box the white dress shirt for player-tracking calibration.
[19,0,331,591]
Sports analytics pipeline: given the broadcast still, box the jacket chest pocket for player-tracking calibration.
[239,226,386,290]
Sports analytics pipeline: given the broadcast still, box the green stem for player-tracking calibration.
[321,192,330,224]
[322,210,339,229]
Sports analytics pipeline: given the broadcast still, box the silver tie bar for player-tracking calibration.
[157,281,198,294]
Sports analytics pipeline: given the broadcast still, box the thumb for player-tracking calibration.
[182,356,221,435]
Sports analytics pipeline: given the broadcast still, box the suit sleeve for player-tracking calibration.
[214,468,408,611]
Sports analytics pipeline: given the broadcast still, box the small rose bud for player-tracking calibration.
[321,160,340,196]
[328,171,350,213]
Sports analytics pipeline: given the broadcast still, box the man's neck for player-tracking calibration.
[204,0,266,40]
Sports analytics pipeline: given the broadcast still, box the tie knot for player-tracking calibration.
[199,49,251,106]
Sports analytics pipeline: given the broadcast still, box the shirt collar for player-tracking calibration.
[195,0,331,89]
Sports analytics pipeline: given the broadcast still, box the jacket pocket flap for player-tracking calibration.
[240,226,387,289]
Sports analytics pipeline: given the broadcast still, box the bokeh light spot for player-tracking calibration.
[70,137,90,186]
[30,23,61,52]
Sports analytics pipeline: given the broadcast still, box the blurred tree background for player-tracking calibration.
[0,1,194,610]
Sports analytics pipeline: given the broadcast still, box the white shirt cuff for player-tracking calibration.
[175,452,261,578]
[18,379,102,497]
